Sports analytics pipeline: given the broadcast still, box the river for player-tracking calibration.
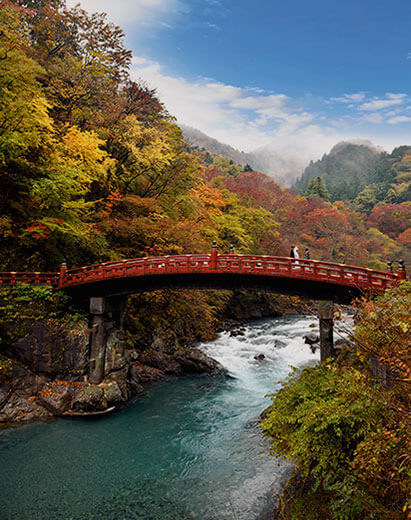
[0,315,321,520]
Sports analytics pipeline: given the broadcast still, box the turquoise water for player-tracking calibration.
[0,316,321,520]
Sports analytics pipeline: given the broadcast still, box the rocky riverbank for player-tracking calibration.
[0,287,302,428]
[0,318,225,427]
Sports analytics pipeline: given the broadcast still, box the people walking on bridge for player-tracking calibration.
[289,246,295,258]
[293,246,300,267]
[304,248,310,259]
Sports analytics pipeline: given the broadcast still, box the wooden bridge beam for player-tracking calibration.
[318,300,336,361]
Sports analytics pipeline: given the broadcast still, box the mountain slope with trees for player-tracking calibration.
[0,2,410,516]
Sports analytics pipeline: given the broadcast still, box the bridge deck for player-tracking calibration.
[0,254,399,298]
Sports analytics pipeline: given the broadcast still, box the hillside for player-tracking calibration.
[294,141,382,201]
[180,125,248,166]
[181,125,310,186]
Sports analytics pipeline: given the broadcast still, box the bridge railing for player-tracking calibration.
[55,254,398,293]
[0,254,399,292]
[215,255,397,291]
[0,272,59,286]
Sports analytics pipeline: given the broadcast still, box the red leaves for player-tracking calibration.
[99,189,123,218]
[367,203,411,238]
[24,222,51,240]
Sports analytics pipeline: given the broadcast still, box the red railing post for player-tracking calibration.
[210,241,218,270]
[397,260,406,282]
[58,259,67,288]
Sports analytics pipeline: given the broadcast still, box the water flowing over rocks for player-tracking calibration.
[273,339,287,349]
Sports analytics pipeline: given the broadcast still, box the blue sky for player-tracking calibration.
[67,0,411,158]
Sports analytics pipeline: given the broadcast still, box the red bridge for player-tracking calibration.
[0,251,405,304]
[1,251,406,383]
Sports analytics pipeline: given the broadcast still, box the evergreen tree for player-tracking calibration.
[305,177,330,201]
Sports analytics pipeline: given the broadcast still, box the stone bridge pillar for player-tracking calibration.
[88,297,107,384]
[88,296,127,384]
[318,300,336,361]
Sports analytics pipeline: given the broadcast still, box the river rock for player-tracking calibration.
[303,333,319,345]
[254,354,265,361]
[230,328,246,337]
[102,381,123,406]
[0,393,52,424]
[105,368,130,401]
[139,350,182,375]
[71,385,104,411]
[36,382,73,415]
[128,362,164,395]
[173,348,225,374]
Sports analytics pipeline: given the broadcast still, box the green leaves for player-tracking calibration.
[262,285,411,519]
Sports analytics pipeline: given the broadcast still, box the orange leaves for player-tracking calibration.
[99,189,123,219]
[190,184,226,212]
[299,233,315,244]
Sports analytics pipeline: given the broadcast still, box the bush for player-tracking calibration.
[261,283,410,519]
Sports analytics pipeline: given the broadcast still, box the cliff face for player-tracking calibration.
[0,318,226,426]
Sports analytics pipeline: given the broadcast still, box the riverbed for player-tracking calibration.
[0,315,321,519]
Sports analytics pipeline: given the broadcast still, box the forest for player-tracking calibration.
[0,1,410,519]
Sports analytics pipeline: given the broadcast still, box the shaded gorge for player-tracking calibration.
[0,315,320,520]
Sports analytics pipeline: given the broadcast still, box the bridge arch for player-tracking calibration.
[1,252,404,385]
[58,253,398,305]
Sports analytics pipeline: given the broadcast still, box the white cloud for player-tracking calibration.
[129,55,411,158]
[65,0,184,27]
[331,92,366,103]
[387,115,411,124]
[130,56,319,151]
[359,93,406,111]
[361,113,384,124]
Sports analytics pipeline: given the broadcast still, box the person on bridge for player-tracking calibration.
[289,246,295,258]
[293,246,300,266]
[304,248,310,259]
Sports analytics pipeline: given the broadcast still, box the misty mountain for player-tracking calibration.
[180,125,248,166]
[294,142,383,201]
[245,146,310,186]
[181,125,311,186]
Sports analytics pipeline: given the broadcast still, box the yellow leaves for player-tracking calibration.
[398,321,409,333]
[61,126,105,166]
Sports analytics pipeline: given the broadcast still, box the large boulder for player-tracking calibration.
[138,350,182,375]
[105,367,130,401]
[128,362,164,395]
[36,382,73,415]
[303,333,319,345]
[173,348,225,375]
[71,385,104,412]
[102,381,124,406]
[0,393,52,424]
